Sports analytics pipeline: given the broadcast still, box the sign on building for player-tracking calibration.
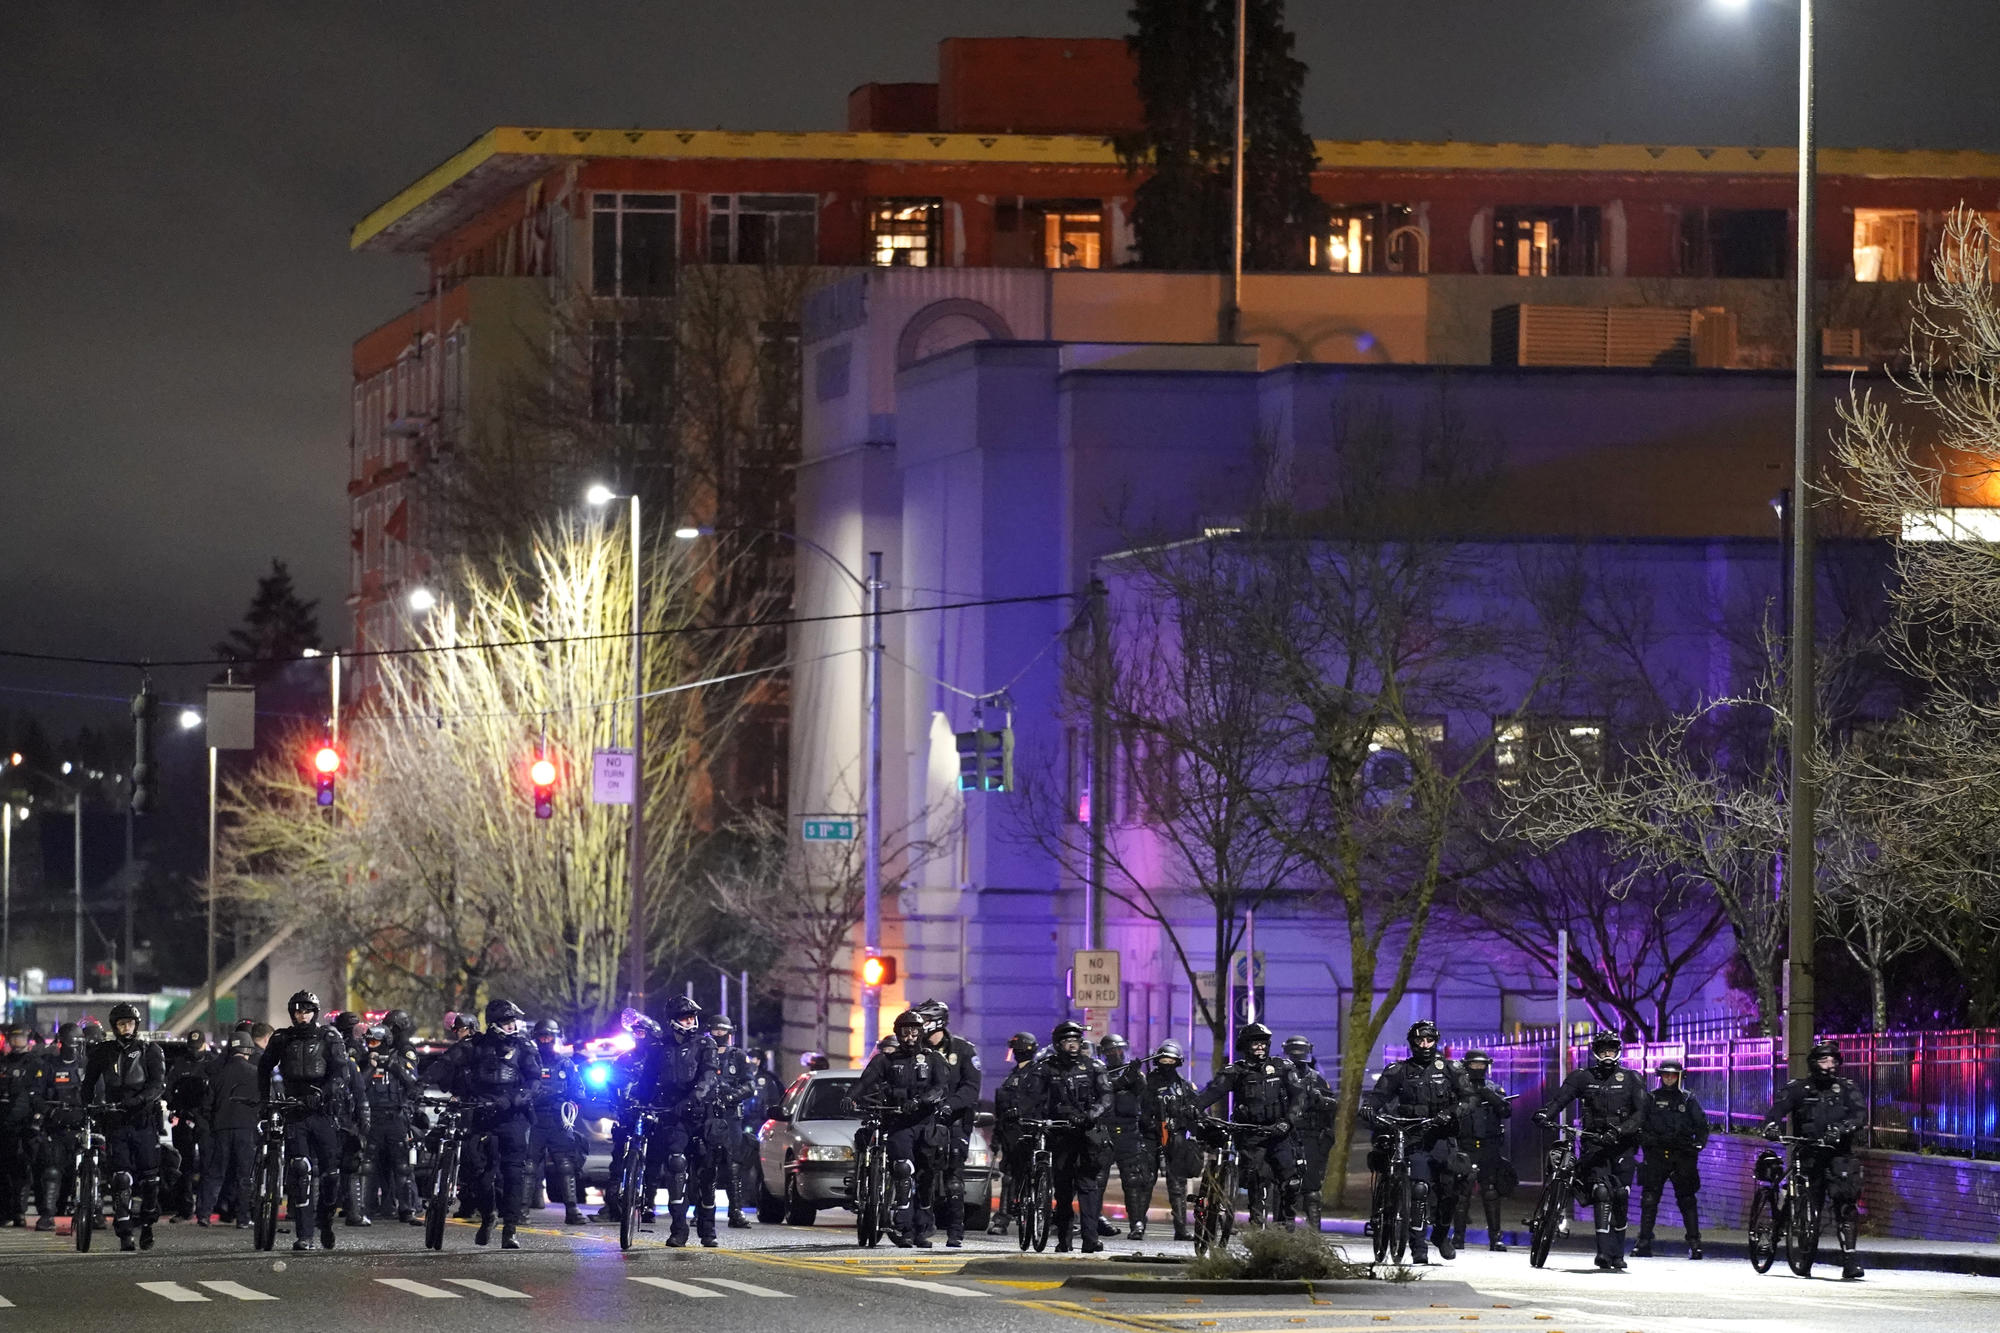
[591,748,636,805]
[1072,949,1121,1008]
[801,817,858,842]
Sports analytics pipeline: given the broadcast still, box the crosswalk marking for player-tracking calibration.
[136,1282,208,1303]
[629,1276,726,1298]
[444,1278,531,1300]
[0,1294,13,1308]
[859,1276,989,1298]
[374,1278,461,1299]
[199,1281,278,1301]
[694,1277,793,1298]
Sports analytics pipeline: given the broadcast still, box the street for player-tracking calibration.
[0,1209,1992,1333]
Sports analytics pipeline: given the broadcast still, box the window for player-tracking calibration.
[993,200,1100,268]
[1679,208,1787,279]
[592,192,678,297]
[1494,718,1604,792]
[754,320,800,441]
[1041,207,1102,269]
[350,385,365,482]
[1310,205,1418,274]
[796,1076,860,1121]
[707,194,817,264]
[590,320,674,425]
[870,199,943,267]
[1853,208,1920,282]
[1493,206,1600,277]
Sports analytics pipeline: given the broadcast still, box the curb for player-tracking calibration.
[1059,1275,1379,1294]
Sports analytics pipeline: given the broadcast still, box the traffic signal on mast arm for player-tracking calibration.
[129,679,158,815]
[312,740,341,808]
[860,954,896,989]
[530,752,557,819]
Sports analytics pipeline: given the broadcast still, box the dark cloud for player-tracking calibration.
[4,0,2000,713]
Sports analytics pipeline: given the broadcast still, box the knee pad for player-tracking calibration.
[892,1158,915,1182]
[1591,1183,1612,1207]
[112,1171,134,1194]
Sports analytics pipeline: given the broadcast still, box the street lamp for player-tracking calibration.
[177,708,202,731]
[675,522,887,1054]
[407,586,437,613]
[587,482,648,1011]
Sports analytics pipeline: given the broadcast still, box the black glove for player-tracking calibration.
[300,1085,326,1112]
[1761,1123,1781,1141]
[1426,1114,1453,1132]
[1269,1120,1290,1138]
[1533,1110,1556,1129]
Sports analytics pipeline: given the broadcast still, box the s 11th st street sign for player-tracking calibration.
[801,817,857,842]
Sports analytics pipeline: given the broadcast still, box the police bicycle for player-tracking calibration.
[1526,1123,1587,1269]
[845,1100,896,1248]
[613,1101,666,1252]
[249,1096,306,1251]
[419,1090,470,1251]
[1007,1117,1066,1253]
[1748,1134,1833,1277]
[1365,1114,1432,1266]
[1191,1118,1265,1257]
[70,1102,119,1253]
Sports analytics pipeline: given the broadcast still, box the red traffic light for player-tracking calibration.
[860,955,896,988]
[313,745,341,775]
[530,757,558,787]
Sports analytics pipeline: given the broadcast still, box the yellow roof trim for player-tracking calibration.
[352,126,2000,253]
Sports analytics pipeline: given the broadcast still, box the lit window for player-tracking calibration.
[1310,205,1419,274]
[1494,717,1603,790]
[871,199,943,267]
[1493,207,1600,277]
[592,193,678,297]
[1853,208,1920,282]
[708,194,817,265]
[1041,209,1101,269]
[1901,508,2000,542]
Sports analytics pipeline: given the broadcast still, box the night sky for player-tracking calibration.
[6,0,2000,723]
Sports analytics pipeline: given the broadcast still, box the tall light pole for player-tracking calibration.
[589,484,649,1012]
[2,798,15,1019]
[1785,0,1819,1080]
[674,523,883,1052]
[1220,0,1247,344]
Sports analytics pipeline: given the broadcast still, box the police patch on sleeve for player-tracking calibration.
[971,1052,982,1070]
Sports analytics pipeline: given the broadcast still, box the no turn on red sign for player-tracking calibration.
[1072,950,1121,1008]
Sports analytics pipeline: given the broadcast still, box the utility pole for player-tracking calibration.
[1785,0,1819,1080]
[1220,0,1247,345]
[1087,578,1109,951]
[862,550,885,1055]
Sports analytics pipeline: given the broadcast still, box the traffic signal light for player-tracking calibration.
[860,954,896,988]
[530,753,557,819]
[312,741,341,807]
[129,680,157,815]
[955,727,1015,793]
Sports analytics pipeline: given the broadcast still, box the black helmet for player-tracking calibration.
[1282,1035,1314,1060]
[1007,1031,1038,1060]
[532,1018,562,1040]
[1153,1039,1184,1066]
[1655,1057,1685,1076]
[915,999,949,1035]
[231,1031,258,1057]
[81,1021,103,1043]
[1407,1019,1440,1050]
[385,1008,414,1037]
[485,999,526,1031]
[1589,1031,1622,1067]
[1808,1040,1842,1076]
[1463,1047,1492,1065]
[891,1010,923,1047]
[288,990,321,1020]
[448,1012,475,1034]
[1097,1033,1128,1059]
[333,1011,362,1035]
[363,1024,389,1046]
[708,1015,735,1034]
[56,1022,80,1049]
[1236,1021,1274,1053]
[628,1015,662,1042]
[1051,1020,1086,1049]
[801,1051,829,1070]
[876,1034,898,1054]
[186,1029,207,1049]
[108,1002,142,1032]
[665,995,702,1034]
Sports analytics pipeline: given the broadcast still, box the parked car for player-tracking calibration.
[756,1068,994,1226]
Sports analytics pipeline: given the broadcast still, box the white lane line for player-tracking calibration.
[858,1277,989,1298]
[374,1278,461,1299]
[693,1277,793,1298]
[629,1276,726,1298]
[199,1280,278,1301]
[136,1282,209,1303]
[444,1278,531,1300]
[0,1294,13,1308]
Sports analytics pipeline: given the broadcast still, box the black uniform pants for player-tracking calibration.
[284,1109,341,1233]
[1050,1128,1105,1243]
[863,1122,939,1242]
[1798,1144,1863,1250]
[529,1116,581,1204]
[1240,1128,1301,1225]
[1453,1140,1510,1241]
[1579,1138,1639,1262]
[1637,1147,1702,1243]
[462,1112,531,1224]
[168,1114,205,1216]
[1103,1122,1152,1225]
[364,1113,411,1216]
[0,1118,30,1220]
[104,1117,162,1230]
[34,1123,81,1217]
[936,1123,971,1238]
[198,1126,256,1219]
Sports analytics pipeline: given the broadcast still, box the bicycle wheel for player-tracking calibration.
[73,1154,98,1253]
[1029,1164,1053,1253]
[1528,1177,1564,1269]
[1784,1193,1820,1278]
[856,1146,882,1248]
[1388,1173,1410,1264]
[425,1139,459,1251]
[1746,1186,1777,1274]
[1217,1161,1238,1248]
[252,1144,281,1252]
[1370,1176,1391,1264]
[1014,1169,1032,1252]
[618,1133,649,1252]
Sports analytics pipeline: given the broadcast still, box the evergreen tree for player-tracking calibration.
[214,559,322,682]
[1117,0,1328,272]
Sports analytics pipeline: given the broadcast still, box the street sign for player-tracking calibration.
[591,748,635,805]
[1072,949,1121,1008]
[205,684,256,751]
[801,817,857,842]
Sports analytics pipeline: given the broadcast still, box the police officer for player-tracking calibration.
[1125,1038,1199,1241]
[987,1031,1040,1236]
[0,1024,35,1226]
[1195,1022,1306,1232]
[1361,1020,1466,1262]
[633,995,718,1248]
[258,989,356,1251]
[596,1013,662,1223]
[915,999,982,1247]
[1763,1041,1867,1280]
[1019,1020,1113,1253]
[1283,1036,1337,1233]
[1448,1049,1513,1251]
[703,1016,757,1229]
[29,1022,88,1230]
[528,1019,586,1225]
[743,1045,783,1220]
[354,1024,418,1225]
[1537,1030,1645,1271]
[432,999,540,1248]
[1098,1034,1147,1238]
[1631,1057,1707,1259]
[78,1002,168,1251]
[197,1031,259,1227]
[850,1009,950,1248]
[163,1029,213,1222]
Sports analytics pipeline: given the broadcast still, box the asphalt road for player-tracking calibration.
[0,1208,1992,1333]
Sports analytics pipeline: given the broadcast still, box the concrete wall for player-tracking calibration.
[1678,1132,2000,1244]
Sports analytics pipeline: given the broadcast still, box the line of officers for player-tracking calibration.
[0,988,784,1255]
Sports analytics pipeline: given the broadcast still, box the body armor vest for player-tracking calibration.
[279,1027,330,1083]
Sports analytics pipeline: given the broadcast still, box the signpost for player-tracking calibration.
[591,748,636,805]
[801,816,858,842]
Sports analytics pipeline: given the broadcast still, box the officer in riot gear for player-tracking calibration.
[1763,1041,1867,1279]
[595,1013,661,1223]
[1537,1030,1646,1271]
[258,991,356,1250]
[1096,1034,1152,1239]
[430,999,540,1248]
[162,1029,213,1221]
[29,1023,88,1230]
[1361,1020,1466,1262]
[987,1031,1040,1235]
[354,1024,418,1225]
[743,1045,783,1220]
[1196,1021,1306,1231]
[1123,1038,1199,1241]
[631,996,718,1247]
[915,999,982,1246]
[801,1051,830,1072]
[528,1019,586,1225]
[0,1024,35,1226]
[1450,1049,1514,1251]
[79,1002,168,1251]
[199,1031,260,1227]
[1633,1057,1707,1259]
[1020,1021,1113,1252]
[850,1009,950,1247]
[703,1016,757,1229]
[1284,1036,1337,1233]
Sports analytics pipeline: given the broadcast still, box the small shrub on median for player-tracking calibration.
[1185,1226,1371,1281]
